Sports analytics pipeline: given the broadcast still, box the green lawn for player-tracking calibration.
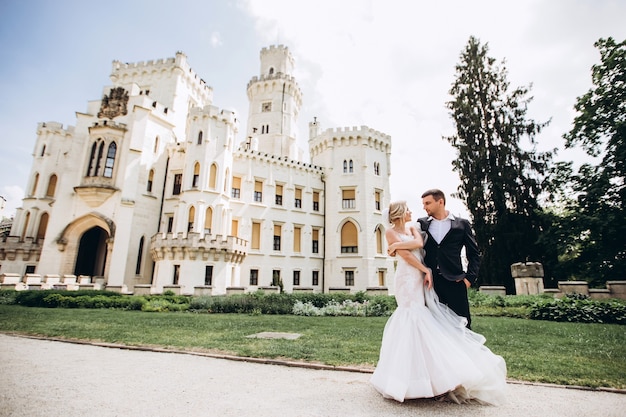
[0,305,624,389]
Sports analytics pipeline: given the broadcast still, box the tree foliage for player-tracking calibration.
[445,36,553,291]
[559,37,626,285]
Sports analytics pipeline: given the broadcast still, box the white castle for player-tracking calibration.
[0,45,395,295]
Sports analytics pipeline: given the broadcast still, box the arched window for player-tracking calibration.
[147,169,154,192]
[269,67,274,75]
[349,159,353,173]
[204,207,213,234]
[374,162,380,175]
[95,141,104,176]
[187,206,195,232]
[209,163,217,189]
[340,221,358,253]
[36,212,49,242]
[375,226,383,254]
[192,162,200,188]
[30,173,39,196]
[21,211,30,241]
[197,131,203,145]
[135,236,144,275]
[103,142,116,177]
[343,160,347,173]
[45,174,57,197]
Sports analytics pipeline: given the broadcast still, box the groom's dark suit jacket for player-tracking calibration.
[418,216,481,285]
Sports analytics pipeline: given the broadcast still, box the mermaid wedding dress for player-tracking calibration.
[370,235,507,404]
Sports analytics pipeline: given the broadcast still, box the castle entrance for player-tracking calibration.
[74,226,108,277]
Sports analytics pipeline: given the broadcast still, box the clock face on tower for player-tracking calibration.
[262,102,272,112]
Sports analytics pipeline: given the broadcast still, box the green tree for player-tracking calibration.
[561,37,626,286]
[445,36,554,292]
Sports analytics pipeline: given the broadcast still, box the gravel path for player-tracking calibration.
[1,333,624,417]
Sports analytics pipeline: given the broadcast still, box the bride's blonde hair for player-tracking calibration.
[387,201,408,223]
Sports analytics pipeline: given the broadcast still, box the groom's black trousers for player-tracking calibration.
[433,272,472,329]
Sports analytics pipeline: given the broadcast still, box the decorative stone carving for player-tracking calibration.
[97,87,129,119]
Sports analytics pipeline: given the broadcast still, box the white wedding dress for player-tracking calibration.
[370,235,507,404]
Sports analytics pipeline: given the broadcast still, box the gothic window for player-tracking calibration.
[147,170,154,192]
[197,131,203,145]
[209,163,217,189]
[103,142,116,178]
[268,67,274,75]
[36,212,49,242]
[204,207,213,234]
[192,162,200,188]
[173,173,182,195]
[340,221,358,253]
[135,236,144,275]
[94,141,104,176]
[349,159,353,173]
[374,162,380,175]
[375,226,384,254]
[343,160,347,173]
[30,173,39,196]
[45,174,57,197]
[187,206,195,232]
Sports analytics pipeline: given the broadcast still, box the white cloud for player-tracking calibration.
[210,31,223,48]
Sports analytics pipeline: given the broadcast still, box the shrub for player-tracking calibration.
[0,290,17,305]
[529,294,626,324]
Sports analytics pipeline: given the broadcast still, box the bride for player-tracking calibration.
[370,201,507,405]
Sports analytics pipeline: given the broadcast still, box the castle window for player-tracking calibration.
[293,270,300,286]
[262,102,272,112]
[147,170,154,192]
[375,226,384,254]
[275,184,283,205]
[173,265,180,285]
[231,219,239,237]
[251,222,261,250]
[273,224,282,251]
[312,270,319,286]
[378,269,386,286]
[40,145,46,157]
[103,142,117,178]
[204,207,213,234]
[254,180,263,202]
[45,174,57,197]
[30,173,39,196]
[313,191,320,211]
[345,270,355,286]
[340,221,358,253]
[135,236,144,275]
[197,131,203,145]
[187,206,195,232]
[374,162,380,176]
[250,269,259,286]
[231,176,241,198]
[312,229,319,254]
[293,226,301,252]
[294,187,302,208]
[342,189,356,210]
[268,67,274,75]
[204,265,213,286]
[166,216,174,233]
[192,162,200,188]
[87,143,97,176]
[349,159,354,173]
[173,173,182,195]
[94,142,104,176]
[343,160,347,173]
[36,212,49,242]
[375,191,381,211]
[209,163,217,189]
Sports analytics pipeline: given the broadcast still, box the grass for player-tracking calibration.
[0,304,624,389]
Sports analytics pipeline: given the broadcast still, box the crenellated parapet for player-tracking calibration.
[0,236,41,262]
[308,125,392,158]
[150,232,248,263]
[36,122,75,137]
[188,105,239,126]
[234,147,324,174]
[110,51,212,103]
[246,73,302,105]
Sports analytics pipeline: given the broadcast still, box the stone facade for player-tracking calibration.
[0,45,395,295]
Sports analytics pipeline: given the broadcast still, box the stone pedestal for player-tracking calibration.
[133,284,152,295]
[162,285,181,295]
[1,273,22,284]
[589,289,611,300]
[511,262,545,295]
[366,287,388,296]
[194,286,213,296]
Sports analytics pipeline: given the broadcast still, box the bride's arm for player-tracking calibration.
[386,228,432,288]
[387,224,424,253]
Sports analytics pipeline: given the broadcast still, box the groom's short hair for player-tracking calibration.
[421,189,446,205]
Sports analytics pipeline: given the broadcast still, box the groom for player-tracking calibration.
[417,189,480,329]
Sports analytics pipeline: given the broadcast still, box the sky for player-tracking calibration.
[0,0,624,220]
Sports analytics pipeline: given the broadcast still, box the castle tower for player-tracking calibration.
[245,45,303,160]
[309,122,394,293]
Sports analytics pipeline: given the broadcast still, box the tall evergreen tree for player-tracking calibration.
[561,37,626,286]
[445,36,553,292]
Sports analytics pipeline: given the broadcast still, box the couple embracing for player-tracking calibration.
[370,189,507,405]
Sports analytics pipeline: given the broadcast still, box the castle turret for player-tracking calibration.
[246,45,303,160]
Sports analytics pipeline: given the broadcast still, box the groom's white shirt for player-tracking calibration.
[427,212,456,244]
